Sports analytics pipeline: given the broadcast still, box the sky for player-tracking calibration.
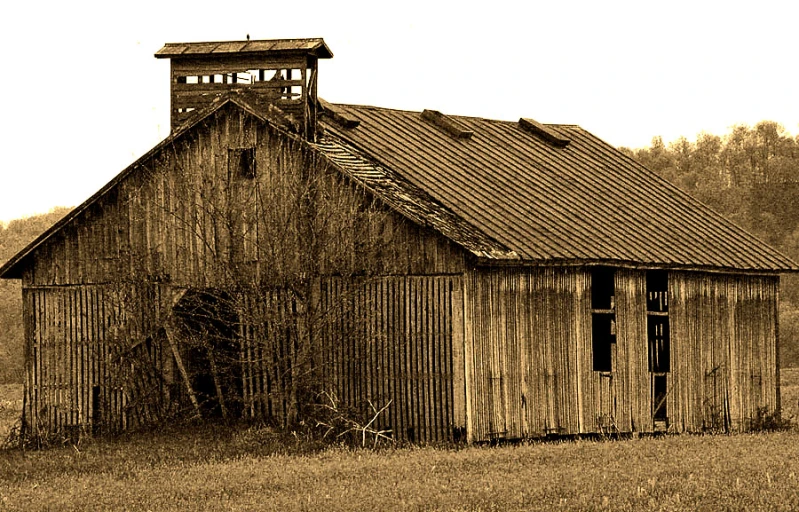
[0,0,797,224]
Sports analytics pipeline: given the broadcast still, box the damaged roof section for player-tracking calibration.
[314,132,519,261]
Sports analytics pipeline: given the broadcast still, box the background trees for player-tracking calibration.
[623,121,799,367]
[0,208,71,383]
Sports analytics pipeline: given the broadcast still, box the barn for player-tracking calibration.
[1,38,797,443]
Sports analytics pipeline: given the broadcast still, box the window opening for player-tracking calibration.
[592,313,615,372]
[591,267,616,372]
[646,270,670,372]
[646,270,668,312]
[653,374,668,421]
[592,267,615,311]
[647,316,670,372]
[228,148,256,179]
[646,269,670,425]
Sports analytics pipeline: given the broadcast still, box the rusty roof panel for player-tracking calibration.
[324,104,798,272]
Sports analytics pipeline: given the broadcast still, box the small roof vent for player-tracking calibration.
[421,110,473,140]
[319,98,361,128]
[519,118,570,147]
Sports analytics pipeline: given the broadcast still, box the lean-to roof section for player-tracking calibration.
[326,104,798,272]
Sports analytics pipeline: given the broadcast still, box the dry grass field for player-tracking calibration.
[0,384,22,441]
[781,367,799,422]
[0,372,796,511]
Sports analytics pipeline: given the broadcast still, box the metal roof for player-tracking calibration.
[155,38,333,59]
[322,104,799,272]
[314,133,518,260]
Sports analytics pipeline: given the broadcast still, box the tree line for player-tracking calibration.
[0,208,71,382]
[621,121,799,367]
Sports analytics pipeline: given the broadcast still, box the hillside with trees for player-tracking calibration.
[0,208,71,382]
[622,121,799,367]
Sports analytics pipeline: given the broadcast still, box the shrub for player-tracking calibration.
[751,407,795,432]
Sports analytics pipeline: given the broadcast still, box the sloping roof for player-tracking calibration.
[2,96,797,280]
[155,38,333,59]
[314,133,518,260]
[321,104,799,272]
[0,95,513,279]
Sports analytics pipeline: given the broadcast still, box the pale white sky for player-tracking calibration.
[1,0,797,224]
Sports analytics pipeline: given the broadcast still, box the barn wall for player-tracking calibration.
[27,104,465,288]
[20,282,170,436]
[19,105,468,437]
[669,272,778,432]
[463,267,590,440]
[237,275,463,443]
[463,267,780,442]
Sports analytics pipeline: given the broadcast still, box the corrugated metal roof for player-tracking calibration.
[155,38,333,59]
[322,104,799,272]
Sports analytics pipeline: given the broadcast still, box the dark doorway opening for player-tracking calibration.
[173,289,242,419]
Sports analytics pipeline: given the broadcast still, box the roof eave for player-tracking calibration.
[471,256,799,275]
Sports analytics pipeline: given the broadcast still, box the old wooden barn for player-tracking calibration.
[1,38,797,443]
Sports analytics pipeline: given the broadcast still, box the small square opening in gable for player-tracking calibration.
[228,148,257,179]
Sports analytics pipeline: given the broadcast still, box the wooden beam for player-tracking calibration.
[164,324,202,419]
[318,98,361,128]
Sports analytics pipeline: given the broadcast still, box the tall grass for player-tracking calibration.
[0,372,797,511]
[1,425,798,510]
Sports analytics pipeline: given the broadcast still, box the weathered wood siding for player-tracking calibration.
[19,104,467,436]
[463,267,780,441]
[168,55,316,135]
[318,275,463,443]
[26,104,465,289]
[612,269,651,433]
[21,283,168,435]
[669,273,778,432]
[463,267,589,441]
[237,275,464,443]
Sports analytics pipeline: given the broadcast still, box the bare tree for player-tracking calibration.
[111,128,400,436]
